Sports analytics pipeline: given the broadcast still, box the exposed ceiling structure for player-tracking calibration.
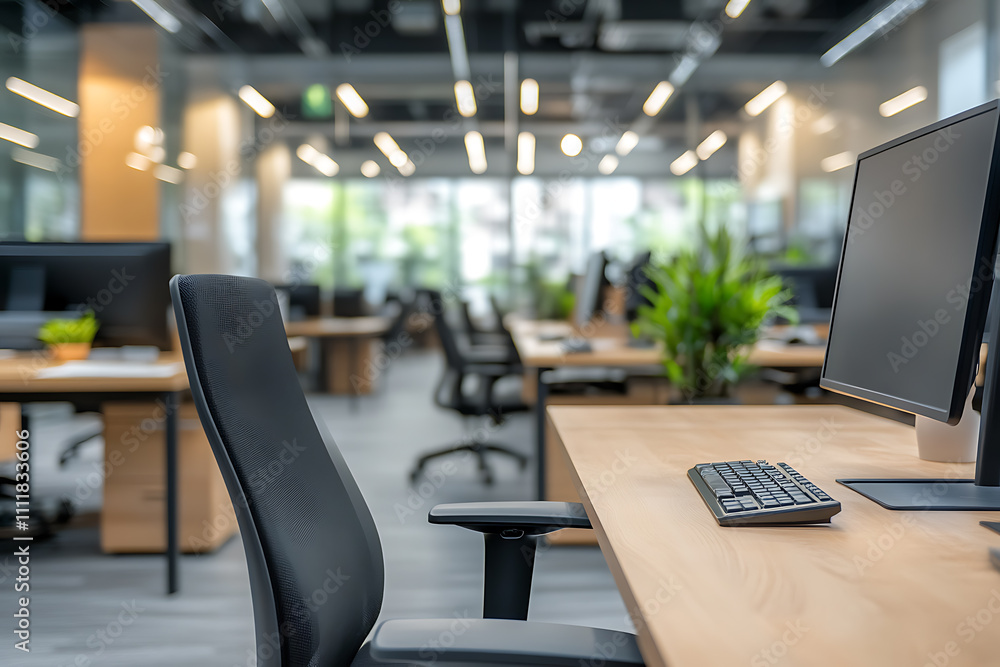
[0,0,918,177]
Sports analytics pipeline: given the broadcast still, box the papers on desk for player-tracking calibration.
[35,361,184,379]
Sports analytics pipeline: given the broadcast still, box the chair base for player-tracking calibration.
[411,441,528,486]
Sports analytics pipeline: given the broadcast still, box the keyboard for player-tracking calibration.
[560,337,593,353]
[689,460,841,526]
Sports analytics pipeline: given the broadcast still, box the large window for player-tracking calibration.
[281,175,750,310]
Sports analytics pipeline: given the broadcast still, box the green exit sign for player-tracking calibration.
[303,84,332,118]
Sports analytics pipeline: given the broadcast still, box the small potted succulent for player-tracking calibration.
[631,225,797,403]
[39,312,99,361]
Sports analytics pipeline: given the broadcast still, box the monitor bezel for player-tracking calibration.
[820,99,1000,424]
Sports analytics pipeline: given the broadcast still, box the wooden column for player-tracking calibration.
[78,24,162,240]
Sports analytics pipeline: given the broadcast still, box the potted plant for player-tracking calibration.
[631,225,797,403]
[39,312,99,361]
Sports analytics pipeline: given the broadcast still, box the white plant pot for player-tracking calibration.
[915,387,980,463]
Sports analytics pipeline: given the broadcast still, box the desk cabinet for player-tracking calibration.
[101,402,236,554]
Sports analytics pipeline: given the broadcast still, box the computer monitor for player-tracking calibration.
[332,288,369,318]
[820,100,1000,510]
[575,251,609,328]
[625,250,653,323]
[273,283,320,319]
[774,265,838,324]
[0,242,172,349]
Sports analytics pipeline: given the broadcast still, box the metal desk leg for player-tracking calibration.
[350,337,360,414]
[535,368,550,501]
[164,391,179,594]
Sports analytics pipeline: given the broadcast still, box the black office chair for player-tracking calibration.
[411,291,529,485]
[460,300,510,348]
[170,274,644,667]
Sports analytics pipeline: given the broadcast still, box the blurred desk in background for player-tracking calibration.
[285,316,392,395]
[0,352,195,594]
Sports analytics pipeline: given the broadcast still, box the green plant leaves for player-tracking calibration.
[38,311,100,345]
[632,226,797,400]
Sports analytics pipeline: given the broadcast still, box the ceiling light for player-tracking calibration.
[454,80,477,117]
[643,81,675,117]
[311,154,339,177]
[335,84,369,118]
[154,164,184,184]
[0,122,38,148]
[821,151,855,172]
[238,85,275,118]
[822,0,927,67]
[130,0,182,33]
[745,81,787,117]
[398,160,415,177]
[879,86,928,117]
[598,155,619,175]
[125,152,151,171]
[670,150,699,176]
[615,131,639,156]
[11,147,59,172]
[296,144,319,163]
[516,132,535,175]
[374,132,402,157]
[560,133,583,157]
[695,130,727,160]
[520,78,539,115]
[725,0,752,18]
[444,14,471,81]
[465,130,487,174]
[442,0,460,15]
[361,160,381,178]
[812,113,838,135]
[5,77,79,117]
[374,132,411,168]
[296,144,339,176]
[177,152,197,169]
[147,145,166,163]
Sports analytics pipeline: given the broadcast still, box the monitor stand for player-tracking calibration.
[836,280,1000,511]
[837,479,1000,510]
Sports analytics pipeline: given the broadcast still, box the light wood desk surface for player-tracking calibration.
[0,352,188,393]
[509,318,827,369]
[284,315,391,338]
[549,405,1000,667]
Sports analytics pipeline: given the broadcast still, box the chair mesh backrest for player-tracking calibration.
[423,290,463,371]
[171,275,383,667]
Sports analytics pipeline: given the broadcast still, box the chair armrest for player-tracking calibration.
[463,363,516,378]
[429,501,591,535]
[370,618,644,666]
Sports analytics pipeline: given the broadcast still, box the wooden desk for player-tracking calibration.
[0,352,187,594]
[509,318,827,499]
[550,405,1000,667]
[285,316,392,395]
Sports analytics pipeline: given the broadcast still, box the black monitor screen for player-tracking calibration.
[821,104,1000,422]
